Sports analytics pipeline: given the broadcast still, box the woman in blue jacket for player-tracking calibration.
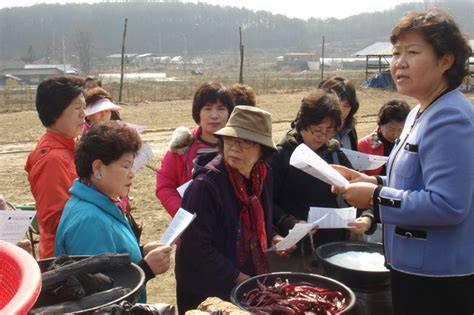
[332,10,474,315]
[55,121,171,302]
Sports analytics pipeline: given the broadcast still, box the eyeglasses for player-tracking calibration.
[222,136,256,149]
[307,127,335,137]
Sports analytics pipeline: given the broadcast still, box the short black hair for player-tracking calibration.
[318,76,359,127]
[75,121,142,179]
[192,82,234,124]
[291,89,342,132]
[35,76,84,127]
[378,99,411,126]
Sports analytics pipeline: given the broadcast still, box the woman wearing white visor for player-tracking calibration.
[83,87,121,134]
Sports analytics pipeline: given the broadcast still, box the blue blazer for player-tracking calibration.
[377,89,474,277]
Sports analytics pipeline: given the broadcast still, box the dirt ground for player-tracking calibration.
[0,87,471,306]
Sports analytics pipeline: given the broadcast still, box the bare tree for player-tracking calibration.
[74,29,95,75]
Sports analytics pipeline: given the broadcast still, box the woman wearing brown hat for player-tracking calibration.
[175,105,287,313]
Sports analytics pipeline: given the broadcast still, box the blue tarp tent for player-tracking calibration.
[361,72,394,89]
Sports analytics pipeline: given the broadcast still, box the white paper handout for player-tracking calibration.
[159,208,196,245]
[0,210,36,244]
[267,214,328,251]
[340,148,388,171]
[132,143,154,173]
[177,180,192,198]
[124,122,146,134]
[308,206,357,229]
[290,143,349,187]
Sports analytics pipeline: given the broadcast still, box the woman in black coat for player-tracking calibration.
[269,89,375,272]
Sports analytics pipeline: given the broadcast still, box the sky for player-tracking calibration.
[0,0,420,20]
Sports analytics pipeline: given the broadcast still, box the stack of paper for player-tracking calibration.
[159,208,196,245]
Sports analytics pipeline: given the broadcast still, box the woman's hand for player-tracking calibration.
[348,216,372,234]
[332,182,377,209]
[272,235,297,257]
[142,241,163,256]
[331,165,377,184]
[143,243,172,275]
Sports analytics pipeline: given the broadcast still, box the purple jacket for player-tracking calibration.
[175,153,274,313]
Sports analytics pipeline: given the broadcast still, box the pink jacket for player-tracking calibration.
[156,126,202,217]
[357,128,384,176]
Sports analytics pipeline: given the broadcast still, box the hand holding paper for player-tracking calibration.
[308,207,357,229]
[267,214,328,251]
[290,143,349,187]
[159,208,196,245]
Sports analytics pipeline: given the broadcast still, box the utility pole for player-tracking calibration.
[320,36,325,82]
[119,18,128,103]
[239,26,244,84]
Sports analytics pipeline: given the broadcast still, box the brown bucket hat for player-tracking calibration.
[214,105,277,151]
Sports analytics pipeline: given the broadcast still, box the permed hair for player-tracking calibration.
[75,121,142,179]
[390,10,471,90]
[291,89,342,132]
[378,99,411,126]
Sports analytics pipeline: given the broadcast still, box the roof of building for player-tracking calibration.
[24,64,78,74]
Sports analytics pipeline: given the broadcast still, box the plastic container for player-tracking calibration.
[0,240,42,314]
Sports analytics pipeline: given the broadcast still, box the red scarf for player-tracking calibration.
[224,160,269,275]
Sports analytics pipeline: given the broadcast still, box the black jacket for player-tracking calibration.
[269,129,374,249]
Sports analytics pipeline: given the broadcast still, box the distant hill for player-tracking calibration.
[0,1,472,66]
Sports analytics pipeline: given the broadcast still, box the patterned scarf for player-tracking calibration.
[224,160,269,275]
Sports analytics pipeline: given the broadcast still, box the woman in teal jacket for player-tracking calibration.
[55,121,171,302]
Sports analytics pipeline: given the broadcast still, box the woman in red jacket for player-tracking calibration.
[358,99,410,175]
[25,76,85,258]
[155,82,234,217]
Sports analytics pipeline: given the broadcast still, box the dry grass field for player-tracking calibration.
[0,87,472,306]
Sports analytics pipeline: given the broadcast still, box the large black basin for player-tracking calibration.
[30,255,145,314]
[316,241,390,290]
[230,272,356,314]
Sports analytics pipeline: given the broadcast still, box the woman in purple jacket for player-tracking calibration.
[175,106,288,314]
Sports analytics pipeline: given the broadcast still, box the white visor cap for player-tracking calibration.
[85,99,121,116]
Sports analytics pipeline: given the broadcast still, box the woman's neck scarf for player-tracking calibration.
[224,160,269,275]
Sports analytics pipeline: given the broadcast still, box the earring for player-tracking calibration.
[95,171,102,179]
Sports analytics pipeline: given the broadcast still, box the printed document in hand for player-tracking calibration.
[308,206,357,229]
[132,142,154,173]
[290,143,349,187]
[267,214,328,251]
[0,210,36,244]
[159,208,196,245]
[177,180,192,197]
[340,148,388,171]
